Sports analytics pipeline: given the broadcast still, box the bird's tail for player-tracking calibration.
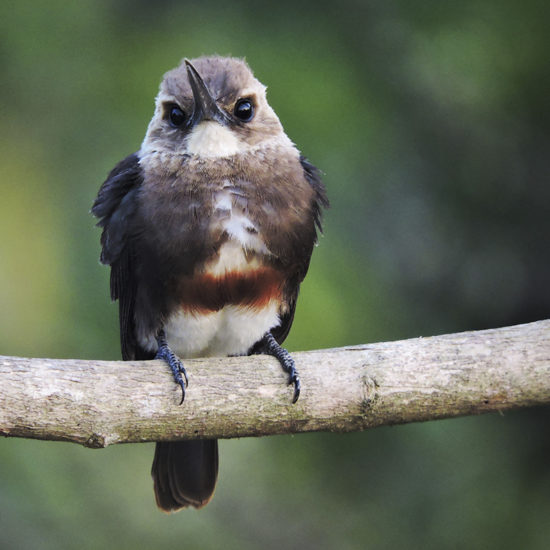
[151,439,219,511]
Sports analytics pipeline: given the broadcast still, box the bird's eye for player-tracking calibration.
[168,105,186,127]
[234,98,254,122]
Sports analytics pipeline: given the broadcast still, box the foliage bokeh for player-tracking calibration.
[1,1,549,548]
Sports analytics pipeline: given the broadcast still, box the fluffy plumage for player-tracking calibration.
[92,56,327,511]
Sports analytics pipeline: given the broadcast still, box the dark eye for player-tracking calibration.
[168,105,186,127]
[234,98,254,122]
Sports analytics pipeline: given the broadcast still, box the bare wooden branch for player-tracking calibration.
[1,320,549,448]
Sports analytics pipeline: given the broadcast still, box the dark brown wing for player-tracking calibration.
[92,153,150,360]
[300,155,329,240]
[271,156,329,345]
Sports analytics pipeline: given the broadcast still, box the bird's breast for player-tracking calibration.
[164,185,285,358]
[167,244,284,358]
[178,256,284,314]
[184,183,281,312]
[209,185,269,254]
[137,170,303,357]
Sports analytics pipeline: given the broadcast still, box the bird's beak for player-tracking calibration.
[185,59,230,127]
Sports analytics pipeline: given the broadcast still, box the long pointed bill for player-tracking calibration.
[185,59,230,127]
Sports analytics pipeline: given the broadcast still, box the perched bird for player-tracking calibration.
[92,56,328,511]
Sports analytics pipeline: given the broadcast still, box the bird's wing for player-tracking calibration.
[92,153,151,360]
[299,155,329,243]
[272,156,329,346]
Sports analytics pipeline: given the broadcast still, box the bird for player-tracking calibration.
[92,55,328,512]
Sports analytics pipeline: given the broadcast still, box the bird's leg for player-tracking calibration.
[155,329,188,405]
[256,332,300,403]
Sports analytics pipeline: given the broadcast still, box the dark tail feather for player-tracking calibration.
[151,439,219,511]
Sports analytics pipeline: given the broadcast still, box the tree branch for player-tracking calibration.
[1,320,549,448]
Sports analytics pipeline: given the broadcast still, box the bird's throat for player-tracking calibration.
[185,121,242,157]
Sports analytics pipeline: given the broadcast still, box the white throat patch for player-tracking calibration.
[185,121,243,157]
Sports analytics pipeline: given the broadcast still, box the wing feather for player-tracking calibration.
[271,156,328,345]
[92,153,149,360]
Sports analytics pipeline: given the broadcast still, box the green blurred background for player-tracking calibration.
[1,1,549,548]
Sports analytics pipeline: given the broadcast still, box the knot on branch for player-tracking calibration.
[360,373,379,414]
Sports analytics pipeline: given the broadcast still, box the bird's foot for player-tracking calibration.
[156,329,188,405]
[257,332,300,403]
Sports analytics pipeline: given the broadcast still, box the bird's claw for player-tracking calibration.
[289,372,301,404]
[259,332,301,404]
[156,329,188,405]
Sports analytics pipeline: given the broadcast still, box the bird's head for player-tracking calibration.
[141,56,294,159]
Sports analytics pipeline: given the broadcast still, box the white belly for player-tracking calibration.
[164,301,280,358]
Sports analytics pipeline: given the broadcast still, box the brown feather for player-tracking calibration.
[152,440,219,511]
[177,267,284,313]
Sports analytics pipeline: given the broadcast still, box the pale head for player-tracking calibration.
[141,56,294,158]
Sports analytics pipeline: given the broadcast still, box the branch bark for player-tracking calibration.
[1,320,549,448]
